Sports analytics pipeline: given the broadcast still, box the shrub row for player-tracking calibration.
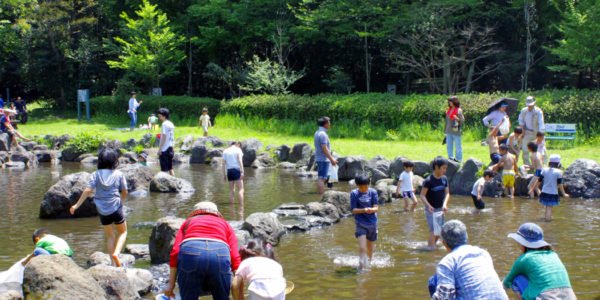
[221,90,600,134]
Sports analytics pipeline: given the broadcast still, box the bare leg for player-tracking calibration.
[357,235,367,269]
[228,181,236,203]
[111,222,128,267]
[509,187,515,199]
[168,169,174,176]
[545,206,552,222]
[403,198,409,211]
[410,197,418,211]
[428,232,438,249]
[103,225,116,266]
[366,240,375,262]
[203,131,208,137]
[317,179,326,194]
[235,179,244,205]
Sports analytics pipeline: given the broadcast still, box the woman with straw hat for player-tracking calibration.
[163,202,241,300]
[503,223,576,300]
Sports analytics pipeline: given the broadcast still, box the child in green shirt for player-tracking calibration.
[22,228,72,266]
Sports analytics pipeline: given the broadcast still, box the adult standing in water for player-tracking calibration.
[314,116,337,194]
[444,96,465,163]
[518,96,545,165]
[223,141,244,205]
[163,202,241,300]
[127,91,142,131]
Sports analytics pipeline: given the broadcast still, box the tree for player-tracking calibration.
[106,0,185,90]
[240,55,303,95]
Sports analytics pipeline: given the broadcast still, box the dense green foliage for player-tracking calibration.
[65,131,105,154]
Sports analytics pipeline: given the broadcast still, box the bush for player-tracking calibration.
[65,132,105,154]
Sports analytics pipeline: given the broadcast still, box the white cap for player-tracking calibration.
[526,96,536,106]
[549,154,561,164]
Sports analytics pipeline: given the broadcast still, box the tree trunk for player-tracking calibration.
[465,62,475,93]
[364,23,370,93]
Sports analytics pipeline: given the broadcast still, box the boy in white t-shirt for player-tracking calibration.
[395,161,418,211]
[157,108,175,176]
[198,107,212,137]
[471,170,495,210]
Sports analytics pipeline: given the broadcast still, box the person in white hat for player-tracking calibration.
[518,96,545,166]
[529,154,569,221]
[503,222,576,300]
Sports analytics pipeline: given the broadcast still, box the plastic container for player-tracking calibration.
[328,165,339,183]
[155,293,181,300]
[432,211,444,236]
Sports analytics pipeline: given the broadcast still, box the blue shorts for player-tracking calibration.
[425,207,445,233]
[227,168,241,181]
[535,169,542,177]
[402,191,414,198]
[316,161,330,180]
[490,153,501,164]
[355,222,378,242]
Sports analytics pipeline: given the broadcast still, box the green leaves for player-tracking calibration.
[239,55,304,95]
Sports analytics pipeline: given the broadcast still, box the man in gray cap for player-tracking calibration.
[429,220,507,300]
[518,96,545,165]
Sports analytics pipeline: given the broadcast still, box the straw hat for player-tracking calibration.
[192,201,219,215]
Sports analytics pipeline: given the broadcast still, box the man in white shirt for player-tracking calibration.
[127,91,142,131]
[157,108,175,176]
[518,96,545,166]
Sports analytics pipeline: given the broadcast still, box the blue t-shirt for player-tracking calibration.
[423,174,448,209]
[0,98,4,108]
[14,100,26,112]
[88,169,128,216]
[350,188,378,225]
[1,115,9,131]
[314,127,331,162]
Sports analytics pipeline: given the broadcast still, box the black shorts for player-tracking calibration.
[159,147,174,172]
[471,194,485,210]
[227,168,241,181]
[99,207,126,226]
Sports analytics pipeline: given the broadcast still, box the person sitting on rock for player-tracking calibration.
[21,228,73,266]
[1,108,31,151]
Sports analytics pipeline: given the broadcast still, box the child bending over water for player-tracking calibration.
[70,148,128,267]
[22,228,73,266]
[232,239,286,300]
[350,172,379,269]
[529,154,569,221]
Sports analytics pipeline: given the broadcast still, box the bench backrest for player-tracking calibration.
[546,123,576,134]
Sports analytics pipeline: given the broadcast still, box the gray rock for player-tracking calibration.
[118,164,154,191]
[121,152,138,164]
[365,155,391,183]
[149,216,185,264]
[235,230,251,249]
[564,159,600,199]
[277,162,296,169]
[515,174,534,196]
[20,141,37,151]
[4,161,25,169]
[388,156,408,179]
[149,172,195,193]
[87,251,136,268]
[60,146,84,162]
[280,217,310,231]
[228,220,244,231]
[190,141,209,164]
[124,244,150,260]
[321,190,352,217]
[251,152,276,168]
[0,151,8,164]
[172,152,190,164]
[413,160,432,177]
[148,263,170,293]
[86,264,139,300]
[374,182,393,203]
[210,157,223,166]
[180,135,195,152]
[305,202,340,222]
[33,144,48,151]
[272,203,307,217]
[289,143,312,165]
[298,215,335,227]
[242,212,285,246]
[23,254,107,300]
[296,170,318,178]
[195,136,225,147]
[139,133,153,148]
[98,139,126,154]
[34,150,54,163]
[126,138,139,150]
[11,151,38,167]
[274,144,291,162]
[449,158,483,195]
[375,178,395,186]
[52,134,73,150]
[0,282,22,300]
[125,268,153,296]
[39,172,97,218]
[241,139,263,167]
[413,175,425,194]
[0,133,10,151]
[80,156,98,164]
[306,152,316,171]
[483,173,503,197]
[445,159,461,182]
[75,153,95,162]
[338,156,366,181]
[207,148,224,160]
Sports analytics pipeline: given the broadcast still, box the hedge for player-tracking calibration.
[89,95,222,121]
[221,90,600,133]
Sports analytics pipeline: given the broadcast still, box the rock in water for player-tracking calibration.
[87,252,136,268]
[118,164,154,191]
[0,133,10,151]
[52,134,73,150]
[60,146,84,162]
[564,159,600,198]
[39,172,97,218]
[0,282,22,300]
[337,156,367,181]
[251,152,276,168]
[98,140,126,155]
[272,203,307,217]
[241,139,263,167]
[242,212,285,246]
[444,159,460,182]
[180,135,195,152]
[413,160,432,177]
[289,143,312,165]
[125,268,154,296]
[34,150,54,163]
[189,141,209,164]
[388,156,408,179]
[365,155,391,183]
[305,202,340,223]
[149,216,185,264]
[23,255,107,300]
[274,144,290,162]
[10,151,38,167]
[515,174,534,196]
[86,265,139,300]
[449,158,483,195]
[149,172,195,193]
[321,190,352,217]
[124,244,150,260]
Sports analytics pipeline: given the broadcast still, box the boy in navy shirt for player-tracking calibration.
[420,157,450,249]
[350,172,379,269]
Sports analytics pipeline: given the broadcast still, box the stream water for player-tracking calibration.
[1,162,599,299]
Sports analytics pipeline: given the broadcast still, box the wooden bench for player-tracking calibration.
[545,123,576,144]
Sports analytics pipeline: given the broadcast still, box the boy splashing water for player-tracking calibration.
[350,173,379,270]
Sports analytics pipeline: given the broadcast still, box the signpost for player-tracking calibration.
[77,89,90,122]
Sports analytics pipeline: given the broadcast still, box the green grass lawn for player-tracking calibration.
[17,115,599,168]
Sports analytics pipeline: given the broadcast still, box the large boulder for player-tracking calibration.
[305,202,340,223]
[180,135,195,152]
[80,156,98,164]
[321,190,352,217]
[190,141,209,164]
[365,155,391,183]
[139,133,153,148]
[34,150,54,163]
[251,152,276,168]
[52,134,73,150]
[274,145,291,162]
[564,159,600,199]
[0,133,10,151]
[149,216,185,264]
[124,268,154,296]
[172,152,190,164]
[60,146,84,162]
[272,203,307,217]
[413,175,425,194]
[195,136,225,148]
[10,151,38,167]
[0,282,22,300]
[483,173,503,198]
[207,148,224,160]
[149,172,195,194]
[126,138,139,150]
[118,164,154,191]
[289,143,312,165]
[39,172,97,218]
[23,255,107,299]
[124,244,150,260]
[33,144,48,151]
[449,158,483,196]
[87,252,136,268]
[242,212,285,246]
[121,152,138,164]
[75,153,95,162]
[86,265,140,299]
[20,141,37,151]
[515,174,534,196]
[374,182,395,203]
[241,139,263,167]
[337,156,367,181]
[98,139,126,155]
[445,159,461,182]
[0,151,9,164]
[413,160,432,177]
[388,156,408,179]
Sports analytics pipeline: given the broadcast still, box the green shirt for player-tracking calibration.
[503,250,572,300]
[35,235,73,256]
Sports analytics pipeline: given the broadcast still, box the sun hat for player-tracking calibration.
[549,154,561,164]
[189,201,221,218]
[138,153,148,159]
[507,223,550,248]
[526,96,536,106]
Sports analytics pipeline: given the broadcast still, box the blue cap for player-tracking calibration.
[507,223,550,248]
[500,102,508,107]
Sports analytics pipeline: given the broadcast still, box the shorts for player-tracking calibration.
[539,193,560,206]
[316,161,330,180]
[471,194,485,209]
[490,153,501,164]
[425,207,445,234]
[99,207,126,226]
[159,147,174,172]
[227,168,241,181]
[502,172,515,188]
[202,126,209,133]
[402,191,414,198]
[355,222,378,242]
[535,169,542,177]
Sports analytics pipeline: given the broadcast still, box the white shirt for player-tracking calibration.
[471,177,486,196]
[199,114,210,127]
[128,98,139,113]
[223,146,243,170]
[236,257,286,300]
[398,171,414,192]
[160,120,175,152]
[482,110,506,127]
[518,107,545,132]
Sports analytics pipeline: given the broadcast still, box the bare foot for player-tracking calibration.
[111,254,121,267]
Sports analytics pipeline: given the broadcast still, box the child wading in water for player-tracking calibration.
[471,170,495,210]
[524,142,544,198]
[232,239,286,300]
[350,172,379,270]
[420,157,450,249]
[492,144,519,199]
[529,154,569,221]
[70,148,128,267]
[395,160,418,211]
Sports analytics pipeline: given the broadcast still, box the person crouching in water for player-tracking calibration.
[70,148,128,267]
[232,239,286,300]
[21,228,73,266]
[529,154,569,221]
[350,172,379,270]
